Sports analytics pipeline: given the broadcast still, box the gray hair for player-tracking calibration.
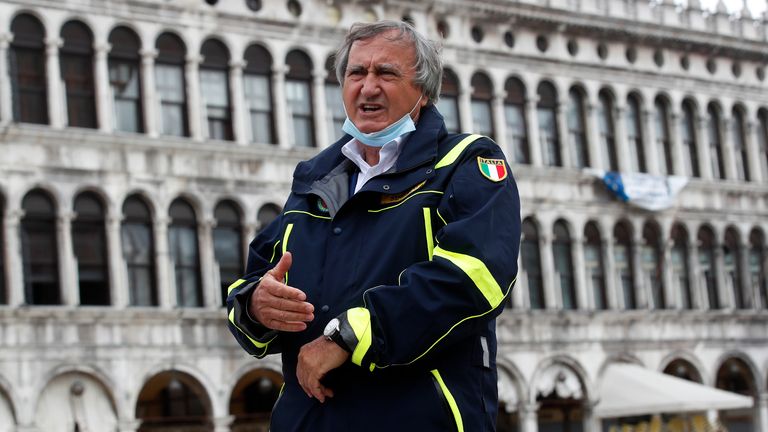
[334,20,443,105]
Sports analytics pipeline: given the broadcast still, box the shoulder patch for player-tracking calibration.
[477,157,508,182]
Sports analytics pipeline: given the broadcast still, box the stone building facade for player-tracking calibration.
[0,0,767,431]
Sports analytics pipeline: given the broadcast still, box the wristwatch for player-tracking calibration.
[323,318,351,352]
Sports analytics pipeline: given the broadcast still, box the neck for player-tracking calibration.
[363,145,381,166]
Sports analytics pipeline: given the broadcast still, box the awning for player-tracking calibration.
[595,363,754,418]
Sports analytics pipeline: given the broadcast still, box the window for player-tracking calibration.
[614,222,635,309]
[437,69,461,134]
[169,199,202,307]
[324,55,345,144]
[257,204,281,233]
[642,222,664,309]
[553,221,575,310]
[680,101,700,177]
[698,227,719,309]
[470,72,495,140]
[521,219,544,309]
[708,104,726,180]
[598,90,618,171]
[122,195,157,306]
[10,14,48,124]
[758,109,768,182]
[285,50,315,147]
[731,108,750,182]
[566,88,589,169]
[73,192,110,305]
[724,228,745,309]
[136,372,210,428]
[214,200,244,306]
[654,97,673,175]
[200,39,233,140]
[749,229,767,309]
[584,222,606,310]
[21,190,60,305]
[504,77,529,164]
[108,27,143,133]
[671,224,692,309]
[626,94,646,173]
[244,44,275,144]
[155,33,188,137]
[60,21,97,128]
[537,82,561,167]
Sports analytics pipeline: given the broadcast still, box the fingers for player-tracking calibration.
[249,259,314,331]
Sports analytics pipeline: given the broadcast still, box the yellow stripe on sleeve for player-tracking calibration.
[432,246,504,308]
[347,307,372,367]
[435,134,483,169]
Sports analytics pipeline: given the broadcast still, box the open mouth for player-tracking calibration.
[360,104,383,113]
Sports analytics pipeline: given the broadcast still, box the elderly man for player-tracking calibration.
[227,20,520,431]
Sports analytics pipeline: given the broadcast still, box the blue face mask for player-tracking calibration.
[342,96,423,147]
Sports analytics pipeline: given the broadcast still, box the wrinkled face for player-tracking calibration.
[342,30,428,134]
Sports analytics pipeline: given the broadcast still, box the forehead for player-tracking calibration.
[347,31,416,67]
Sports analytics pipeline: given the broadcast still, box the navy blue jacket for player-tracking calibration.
[227,105,521,431]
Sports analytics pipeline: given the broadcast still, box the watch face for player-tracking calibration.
[324,318,339,337]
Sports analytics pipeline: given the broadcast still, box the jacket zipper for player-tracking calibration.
[430,369,464,432]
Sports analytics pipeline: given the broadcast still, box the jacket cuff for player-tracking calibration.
[337,307,374,371]
[231,278,278,343]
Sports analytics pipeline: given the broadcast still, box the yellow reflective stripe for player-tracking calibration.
[368,191,443,213]
[284,210,332,220]
[227,278,247,296]
[431,369,464,432]
[347,307,372,367]
[423,208,434,261]
[282,224,293,284]
[436,209,448,227]
[433,246,504,308]
[435,134,483,169]
[228,308,275,352]
[269,240,281,263]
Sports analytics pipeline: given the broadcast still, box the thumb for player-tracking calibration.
[270,251,293,281]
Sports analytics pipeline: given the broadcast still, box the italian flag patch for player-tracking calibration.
[477,157,508,182]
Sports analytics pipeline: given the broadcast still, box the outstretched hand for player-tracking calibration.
[249,252,315,332]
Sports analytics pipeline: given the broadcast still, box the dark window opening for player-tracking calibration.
[73,192,110,305]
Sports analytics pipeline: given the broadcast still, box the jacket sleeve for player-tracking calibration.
[225,210,285,358]
[335,138,521,371]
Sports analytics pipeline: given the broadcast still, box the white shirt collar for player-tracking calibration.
[341,134,409,194]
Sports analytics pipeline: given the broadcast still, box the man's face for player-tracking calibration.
[342,30,428,134]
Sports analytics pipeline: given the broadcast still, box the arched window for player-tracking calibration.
[553,221,575,310]
[60,21,97,128]
[537,82,561,167]
[758,109,768,182]
[567,87,589,169]
[642,222,664,309]
[230,369,283,429]
[470,72,495,140]
[244,44,275,144]
[671,224,692,309]
[73,192,110,305]
[521,218,544,309]
[614,222,635,309]
[214,200,243,306]
[136,371,211,429]
[21,190,60,305]
[200,39,232,141]
[10,13,48,124]
[598,90,618,171]
[437,68,461,133]
[0,194,5,304]
[724,228,745,309]
[678,100,699,178]
[169,199,201,307]
[108,27,143,133]
[155,33,188,137]
[716,358,757,431]
[654,97,673,175]
[707,104,726,180]
[584,222,606,310]
[257,203,281,233]
[663,359,702,383]
[748,229,767,309]
[731,107,750,181]
[504,77,529,164]
[324,55,345,143]
[285,50,314,147]
[122,195,157,306]
[698,226,719,309]
[626,94,646,173]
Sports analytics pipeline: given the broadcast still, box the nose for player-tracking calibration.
[360,73,381,98]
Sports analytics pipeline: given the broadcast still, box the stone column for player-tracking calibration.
[492,92,507,152]
[555,100,571,168]
[458,88,473,134]
[583,401,601,432]
[585,101,603,171]
[642,109,661,175]
[519,402,539,432]
[539,232,558,310]
[185,55,204,141]
[721,116,737,180]
[669,110,685,176]
[689,241,705,310]
[154,217,173,309]
[312,70,330,149]
[45,37,65,129]
[662,237,676,309]
[603,238,619,310]
[631,230,646,309]
[58,212,78,306]
[745,120,764,182]
[107,215,127,308]
[140,49,159,138]
[714,241,731,309]
[614,105,631,173]
[199,219,217,308]
[272,65,289,149]
[0,34,13,124]
[229,60,248,145]
[94,42,113,132]
[525,99,543,167]
[696,115,714,180]
[573,232,589,310]
[117,420,140,432]
[213,415,234,432]
[4,209,24,306]
[757,393,768,432]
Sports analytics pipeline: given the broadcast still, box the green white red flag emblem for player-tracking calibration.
[477,157,508,182]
